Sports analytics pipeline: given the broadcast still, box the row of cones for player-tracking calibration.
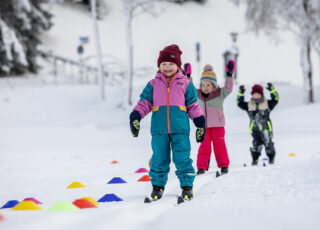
[67,174,151,189]
[1,194,123,211]
[0,164,150,216]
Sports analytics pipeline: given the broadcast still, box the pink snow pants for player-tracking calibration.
[197,127,230,169]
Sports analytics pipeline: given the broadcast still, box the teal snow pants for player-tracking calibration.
[149,133,195,188]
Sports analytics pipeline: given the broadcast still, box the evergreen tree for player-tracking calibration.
[0,0,52,76]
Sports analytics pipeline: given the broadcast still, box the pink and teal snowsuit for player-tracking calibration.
[133,71,203,187]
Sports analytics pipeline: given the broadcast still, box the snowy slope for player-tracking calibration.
[1,0,320,229]
[0,77,320,230]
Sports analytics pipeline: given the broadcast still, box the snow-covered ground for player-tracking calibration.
[1,0,320,229]
[0,77,319,230]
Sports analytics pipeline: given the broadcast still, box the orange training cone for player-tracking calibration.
[138,175,151,182]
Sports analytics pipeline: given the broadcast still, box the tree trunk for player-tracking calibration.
[125,0,134,106]
[301,0,314,103]
[301,36,314,103]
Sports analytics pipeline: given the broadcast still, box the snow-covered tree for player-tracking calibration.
[123,0,163,105]
[230,0,320,103]
[0,0,52,76]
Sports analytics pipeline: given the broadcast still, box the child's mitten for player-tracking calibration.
[266,83,279,101]
[193,116,206,143]
[226,60,235,77]
[239,85,245,94]
[129,111,141,137]
[266,82,274,91]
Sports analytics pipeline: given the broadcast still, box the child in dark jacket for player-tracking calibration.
[237,83,279,165]
[129,44,205,201]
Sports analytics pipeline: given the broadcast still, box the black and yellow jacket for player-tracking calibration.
[237,88,279,134]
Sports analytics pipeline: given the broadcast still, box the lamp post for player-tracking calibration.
[223,32,239,81]
[196,42,201,78]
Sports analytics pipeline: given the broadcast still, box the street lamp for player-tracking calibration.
[223,32,239,81]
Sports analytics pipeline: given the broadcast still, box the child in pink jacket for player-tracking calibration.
[196,61,235,175]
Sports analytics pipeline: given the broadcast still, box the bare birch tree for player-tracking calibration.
[230,0,320,103]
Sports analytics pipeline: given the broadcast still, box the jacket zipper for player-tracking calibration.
[204,99,208,128]
[166,74,176,134]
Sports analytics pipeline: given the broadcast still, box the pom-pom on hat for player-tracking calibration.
[200,64,217,87]
[251,84,264,96]
[157,44,182,68]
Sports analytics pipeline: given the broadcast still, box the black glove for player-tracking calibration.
[129,111,141,137]
[226,60,235,77]
[267,83,279,100]
[193,116,206,143]
[239,85,245,94]
[266,82,274,91]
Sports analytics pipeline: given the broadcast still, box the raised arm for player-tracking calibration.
[220,60,235,98]
[237,85,248,111]
[266,83,279,111]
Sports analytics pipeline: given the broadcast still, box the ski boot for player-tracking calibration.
[269,156,275,164]
[221,166,229,175]
[150,185,164,201]
[197,169,205,175]
[252,158,258,166]
[181,186,193,200]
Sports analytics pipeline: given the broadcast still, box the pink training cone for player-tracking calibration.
[23,198,42,204]
[135,168,149,173]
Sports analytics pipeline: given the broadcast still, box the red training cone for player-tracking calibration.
[72,199,97,209]
[0,213,4,221]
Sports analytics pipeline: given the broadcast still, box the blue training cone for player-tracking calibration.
[98,194,123,202]
[1,200,19,209]
[107,177,127,184]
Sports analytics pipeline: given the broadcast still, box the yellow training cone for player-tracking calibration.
[81,197,99,205]
[11,201,42,211]
[66,182,86,189]
[289,153,297,156]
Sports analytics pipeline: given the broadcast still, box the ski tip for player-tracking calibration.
[177,196,184,205]
[263,162,266,167]
[243,163,247,167]
[216,171,221,178]
[144,197,152,203]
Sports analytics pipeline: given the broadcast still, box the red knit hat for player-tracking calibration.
[251,84,264,96]
[157,44,182,67]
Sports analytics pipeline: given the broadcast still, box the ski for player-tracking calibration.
[216,171,228,178]
[144,197,153,203]
[177,196,185,204]
[177,195,192,205]
[144,196,162,203]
